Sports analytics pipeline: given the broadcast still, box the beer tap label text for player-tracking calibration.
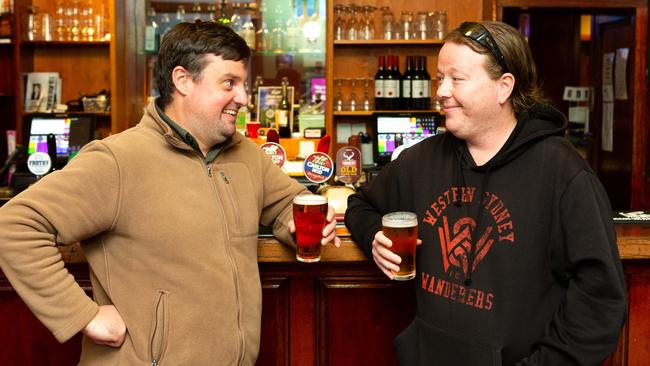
[303,152,334,184]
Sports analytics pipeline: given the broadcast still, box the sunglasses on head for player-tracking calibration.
[459,22,509,73]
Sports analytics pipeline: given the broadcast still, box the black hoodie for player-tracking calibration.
[345,104,626,365]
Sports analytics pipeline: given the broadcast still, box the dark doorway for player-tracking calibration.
[503,8,636,210]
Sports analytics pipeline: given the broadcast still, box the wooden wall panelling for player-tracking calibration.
[0,264,90,365]
[317,277,415,366]
[32,45,110,105]
[626,262,650,365]
[631,6,649,208]
[110,0,146,134]
[257,277,291,366]
[290,273,317,366]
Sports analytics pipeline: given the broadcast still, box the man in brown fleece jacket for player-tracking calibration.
[0,21,339,365]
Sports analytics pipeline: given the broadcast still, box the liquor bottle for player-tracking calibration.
[374,55,386,111]
[285,0,301,52]
[175,4,186,23]
[421,55,432,110]
[241,13,256,50]
[384,55,401,110]
[217,0,231,27]
[250,75,263,121]
[255,2,271,51]
[230,2,243,34]
[236,104,250,135]
[276,78,291,138]
[401,56,414,110]
[144,7,159,53]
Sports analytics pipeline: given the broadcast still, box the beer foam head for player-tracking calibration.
[382,211,418,228]
[293,194,328,205]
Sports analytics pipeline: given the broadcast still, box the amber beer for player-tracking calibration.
[293,194,328,262]
[382,212,418,280]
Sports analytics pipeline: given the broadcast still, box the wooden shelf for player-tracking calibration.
[334,109,443,116]
[334,39,444,46]
[20,40,109,47]
[23,111,111,117]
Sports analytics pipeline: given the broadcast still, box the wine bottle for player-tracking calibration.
[421,55,432,110]
[412,56,426,110]
[217,0,231,27]
[374,55,386,111]
[384,55,401,110]
[276,78,291,138]
[401,56,414,110]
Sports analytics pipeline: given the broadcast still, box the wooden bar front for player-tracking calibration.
[1,225,649,365]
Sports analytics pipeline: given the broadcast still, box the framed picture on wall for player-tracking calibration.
[257,85,294,131]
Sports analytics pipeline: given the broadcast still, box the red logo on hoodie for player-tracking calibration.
[422,186,516,277]
[437,216,494,277]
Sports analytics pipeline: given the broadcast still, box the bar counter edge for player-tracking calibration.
[51,224,650,263]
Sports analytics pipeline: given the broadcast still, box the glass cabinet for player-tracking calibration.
[143,0,326,137]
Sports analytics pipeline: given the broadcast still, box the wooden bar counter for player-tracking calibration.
[1,225,649,365]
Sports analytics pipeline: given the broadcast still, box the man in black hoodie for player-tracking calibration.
[345,21,626,365]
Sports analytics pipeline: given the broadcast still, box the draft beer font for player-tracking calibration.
[382,211,418,280]
[293,194,328,262]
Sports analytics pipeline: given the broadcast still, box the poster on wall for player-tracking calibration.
[256,86,295,131]
[614,47,629,100]
[601,52,614,152]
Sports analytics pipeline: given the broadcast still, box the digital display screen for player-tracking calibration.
[24,115,95,163]
[375,114,438,163]
[28,117,71,156]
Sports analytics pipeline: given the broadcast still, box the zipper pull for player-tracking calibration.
[152,360,158,366]
[220,171,230,184]
[206,164,212,177]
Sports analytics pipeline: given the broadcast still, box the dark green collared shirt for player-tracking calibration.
[155,100,227,163]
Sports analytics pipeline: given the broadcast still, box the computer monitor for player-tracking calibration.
[374,112,442,165]
[22,114,96,169]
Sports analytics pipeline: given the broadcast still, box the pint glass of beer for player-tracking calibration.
[293,194,328,262]
[382,211,418,280]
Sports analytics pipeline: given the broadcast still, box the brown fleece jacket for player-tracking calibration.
[0,101,306,365]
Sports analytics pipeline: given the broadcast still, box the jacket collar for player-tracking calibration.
[141,99,242,158]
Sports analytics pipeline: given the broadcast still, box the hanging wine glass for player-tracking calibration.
[334,4,347,41]
[334,78,344,112]
[346,4,359,40]
[348,78,358,111]
[380,6,396,41]
[361,5,376,40]
[362,78,373,111]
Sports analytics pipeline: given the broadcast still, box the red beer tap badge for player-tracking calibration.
[335,146,361,184]
[260,142,286,168]
[303,152,334,184]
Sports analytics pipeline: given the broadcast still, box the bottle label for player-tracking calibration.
[424,79,431,97]
[236,107,250,131]
[413,80,426,98]
[242,29,255,50]
[402,80,411,98]
[276,110,289,128]
[384,80,399,98]
[374,79,384,98]
[144,26,158,52]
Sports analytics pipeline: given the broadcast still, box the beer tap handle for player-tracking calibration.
[317,134,330,153]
